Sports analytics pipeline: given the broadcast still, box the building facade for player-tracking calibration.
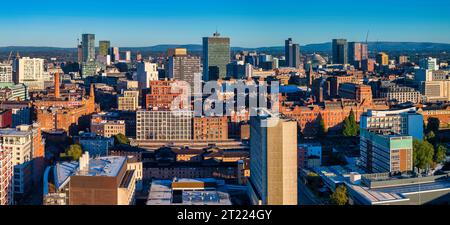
[202,32,230,81]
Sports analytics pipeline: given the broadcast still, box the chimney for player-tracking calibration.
[54,72,60,98]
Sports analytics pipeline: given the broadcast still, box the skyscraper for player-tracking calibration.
[110,47,120,62]
[376,52,389,66]
[82,34,96,62]
[167,49,201,89]
[202,32,230,81]
[332,39,348,65]
[348,42,368,68]
[248,109,298,205]
[99,40,111,57]
[285,38,301,68]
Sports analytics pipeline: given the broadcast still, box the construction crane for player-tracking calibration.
[7,51,13,63]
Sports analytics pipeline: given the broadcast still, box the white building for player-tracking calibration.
[419,57,439,71]
[0,64,13,83]
[136,62,158,90]
[14,57,45,90]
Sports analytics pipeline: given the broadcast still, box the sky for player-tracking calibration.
[0,0,450,48]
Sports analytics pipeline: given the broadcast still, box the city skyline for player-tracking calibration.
[1,0,450,47]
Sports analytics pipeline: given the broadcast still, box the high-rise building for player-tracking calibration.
[398,55,409,65]
[136,62,159,90]
[99,40,111,57]
[167,49,201,88]
[332,39,348,65]
[419,57,439,71]
[348,42,368,68]
[285,38,301,68]
[248,109,298,205]
[0,64,13,83]
[14,57,45,90]
[110,47,120,62]
[360,129,413,173]
[202,32,230,81]
[0,144,13,205]
[360,107,424,140]
[82,34,96,62]
[376,52,389,66]
[136,110,193,141]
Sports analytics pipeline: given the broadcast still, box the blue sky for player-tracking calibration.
[1,0,449,47]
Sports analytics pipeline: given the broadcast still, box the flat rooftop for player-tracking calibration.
[147,178,232,205]
[314,166,450,205]
[54,156,127,189]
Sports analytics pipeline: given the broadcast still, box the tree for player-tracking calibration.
[425,131,437,145]
[413,139,435,170]
[434,145,447,164]
[330,185,348,205]
[342,110,359,137]
[65,144,83,161]
[114,133,130,145]
[426,117,440,134]
[317,117,327,138]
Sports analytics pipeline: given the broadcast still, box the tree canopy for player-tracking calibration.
[434,145,447,164]
[114,133,130,145]
[413,139,435,170]
[317,117,327,138]
[64,144,83,161]
[342,110,359,137]
[426,117,440,134]
[330,185,348,205]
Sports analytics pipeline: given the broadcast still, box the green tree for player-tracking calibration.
[413,139,435,170]
[330,185,348,205]
[114,133,130,145]
[342,110,359,137]
[425,131,437,145]
[426,117,440,134]
[434,145,447,164]
[317,117,327,138]
[65,144,83,161]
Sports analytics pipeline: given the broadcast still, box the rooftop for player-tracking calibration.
[147,178,232,205]
[53,156,127,189]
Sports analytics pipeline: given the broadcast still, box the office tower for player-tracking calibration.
[110,47,120,62]
[419,57,439,71]
[0,144,13,205]
[14,57,45,90]
[332,39,348,65]
[167,48,187,57]
[360,129,413,173]
[167,50,201,89]
[136,110,193,141]
[376,52,389,66]
[0,64,13,83]
[99,40,111,57]
[348,42,368,68]
[360,107,424,140]
[136,62,159,90]
[82,34,96,62]
[202,32,231,81]
[120,51,131,62]
[285,38,301,68]
[248,109,298,205]
[136,52,143,62]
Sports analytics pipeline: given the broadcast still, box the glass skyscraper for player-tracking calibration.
[332,39,348,65]
[82,34,96,62]
[202,32,230,81]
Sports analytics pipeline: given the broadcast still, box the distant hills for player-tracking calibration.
[1,42,450,54]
